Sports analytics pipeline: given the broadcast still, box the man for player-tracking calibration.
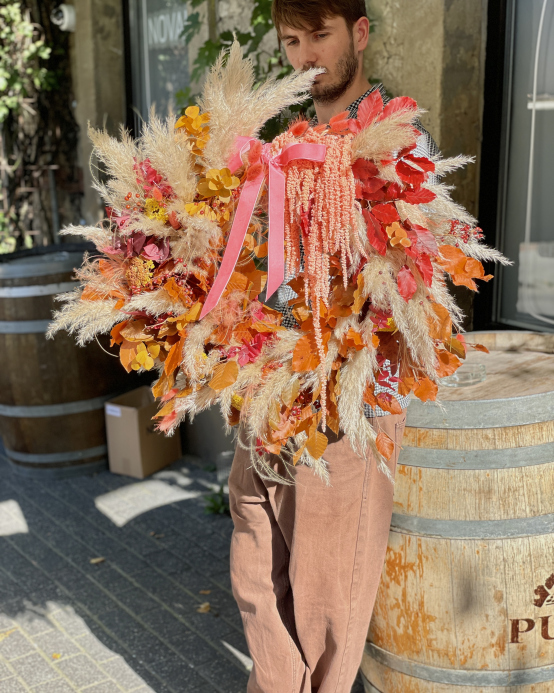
[228,2,438,691]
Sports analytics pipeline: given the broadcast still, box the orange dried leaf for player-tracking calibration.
[164,334,185,376]
[281,379,300,408]
[110,321,128,346]
[471,343,490,353]
[435,349,461,378]
[154,400,175,418]
[376,431,395,460]
[352,274,365,314]
[429,303,452,341]
[225,272,249,294]
[306,430,328,460]
[152,371,176,399]
[292,442,307,466]
[376,393,403,415]
[363,382,378,407]
[413,377,438,402]
[120,319,153,342]
[209,360,239,393]
[292,335,320,372]
[119,339,138,373]
[184,302,202,322]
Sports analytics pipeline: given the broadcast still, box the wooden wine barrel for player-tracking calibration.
[0,245,129,478]
[363,331,554,692]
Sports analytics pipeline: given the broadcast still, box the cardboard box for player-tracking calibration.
[105,386,181,479]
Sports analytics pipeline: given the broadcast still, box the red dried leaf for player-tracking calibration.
[415,253,434,287]
[290,119,309,137]
[401,187,437,204]
[361,178,387,197]
[352,158,379,181]
[385,182,403,201]
[363,209,387,256]
[381,96,417,120]
[396,160,426,185]
[371,203,399,225]
[329,110,351,132]
[412,225,439,255]
[357,89,384,127]
[405,154,436,173]
[376,431,395,460]
[397,265,418,301]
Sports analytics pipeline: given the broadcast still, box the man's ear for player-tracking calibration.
[354,16,370,53]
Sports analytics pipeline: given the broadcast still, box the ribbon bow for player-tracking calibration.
[199,136,327,319]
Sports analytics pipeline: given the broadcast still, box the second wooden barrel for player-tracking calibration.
[363,331,554,692]
[0,245,129,478]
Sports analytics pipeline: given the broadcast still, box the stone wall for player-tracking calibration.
[364,0,488,219]
[69,0,126,225]
[364,0,488,326]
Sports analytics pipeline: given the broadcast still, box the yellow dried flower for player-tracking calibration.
[231,393,244,411]
[197,168,240,203]
[126,257,154,289]
[144,198,169,223]
[175,106,210,156]
[184,201,218,221]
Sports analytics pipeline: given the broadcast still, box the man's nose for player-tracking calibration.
[297,42,318,70]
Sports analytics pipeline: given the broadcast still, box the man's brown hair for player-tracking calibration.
[271,0,368,37]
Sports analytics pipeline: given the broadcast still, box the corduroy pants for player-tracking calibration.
[228,411,406,693]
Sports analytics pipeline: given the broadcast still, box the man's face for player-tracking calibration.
[279,16,362,104]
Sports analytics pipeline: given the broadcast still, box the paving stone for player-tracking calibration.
[74,632,119,663]
[0,612,17,632]
[32,679,76,693]
[32,628,82,659]
[12,611,53,638]
[0,660,14,679]
[69,583,120,617]
[90,567,135,595]
[10,651,58,686]
[114,588,159,615]
[196,657,250,693]
[0,677,28,693]
[50,606,90,637]
[80,681,125,693]
[140,611,217,667]
[149,652,214,691]
[55,654,109,688]
[0,628,36,660]
[99,657,150,691]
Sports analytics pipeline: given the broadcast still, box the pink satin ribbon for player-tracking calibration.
[199,136,327,319]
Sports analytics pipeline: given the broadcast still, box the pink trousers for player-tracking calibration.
[228,412,406,693]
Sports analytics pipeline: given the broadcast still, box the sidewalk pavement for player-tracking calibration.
[0,448,365,693]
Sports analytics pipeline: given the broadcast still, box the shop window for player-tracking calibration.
[128,0,189,131]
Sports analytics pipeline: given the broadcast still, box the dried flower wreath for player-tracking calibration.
[49,43,509,482]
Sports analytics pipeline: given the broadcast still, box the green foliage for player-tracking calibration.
[204,485,230,515]
[0,2,52,123]
[178,0,293,106]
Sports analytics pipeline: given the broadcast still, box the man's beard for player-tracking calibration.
[311,40,358,105]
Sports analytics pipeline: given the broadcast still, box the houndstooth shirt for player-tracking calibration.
[271,84,440,416]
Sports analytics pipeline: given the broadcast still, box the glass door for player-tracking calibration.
[496,0,554,330]
[128,0,190,132]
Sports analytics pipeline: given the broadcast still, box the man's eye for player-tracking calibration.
[286,39,298,46]
[315,33,328,39]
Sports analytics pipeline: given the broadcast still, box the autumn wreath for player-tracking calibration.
[49,43,509,482]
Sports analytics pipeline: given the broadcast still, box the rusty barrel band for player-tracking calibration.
[0,319,51,333]
[400,441,554,469]
[406,390,554,429]
[391,511,554,539]
[3,444,107,464]
[0,281,76,298]
[0,394,115,418]
[365,642,554,686]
